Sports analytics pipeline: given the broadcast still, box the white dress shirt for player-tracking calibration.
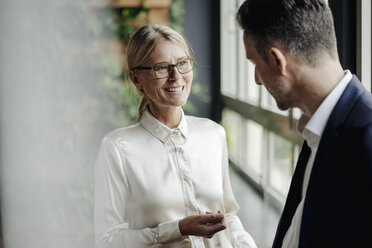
[282,70,352,248]
[94,108,257,248]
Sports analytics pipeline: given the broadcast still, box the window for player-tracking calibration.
[220,0,302,207]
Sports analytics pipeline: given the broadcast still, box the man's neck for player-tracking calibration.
[291,59,345,117]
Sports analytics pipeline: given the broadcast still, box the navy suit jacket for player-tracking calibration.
[273,76,372,248]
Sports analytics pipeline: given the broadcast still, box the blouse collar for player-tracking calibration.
[139,108,188,143]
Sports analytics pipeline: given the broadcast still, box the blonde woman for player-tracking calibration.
[94,24,257,248]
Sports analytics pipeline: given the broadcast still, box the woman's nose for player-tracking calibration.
[168,65,181,80]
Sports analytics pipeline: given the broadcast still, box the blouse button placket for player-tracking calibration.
[170,131,199,217]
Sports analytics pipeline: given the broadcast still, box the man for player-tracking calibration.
[236,0,372,247]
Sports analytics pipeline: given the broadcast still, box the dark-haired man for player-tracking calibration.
[236,0,372,247]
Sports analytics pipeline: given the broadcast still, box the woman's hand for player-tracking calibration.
[178,211,226,238]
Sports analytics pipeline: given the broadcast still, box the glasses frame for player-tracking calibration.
[131,57,194,79]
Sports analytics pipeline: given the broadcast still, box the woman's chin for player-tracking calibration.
[168,98,188,107]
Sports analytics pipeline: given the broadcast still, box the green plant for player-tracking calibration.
[115,4,149,45]
[170,0,185,34]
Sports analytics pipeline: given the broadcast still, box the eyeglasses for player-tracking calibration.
[132,57,194,79]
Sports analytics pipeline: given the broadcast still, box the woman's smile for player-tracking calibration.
[164,85,184,93]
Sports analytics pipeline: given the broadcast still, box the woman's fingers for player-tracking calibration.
[204,221,226,238]
[201,212,226,238]
[199,213,224,224]
[179,213,226,238]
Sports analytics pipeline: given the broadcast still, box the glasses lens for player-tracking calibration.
[177,59,193,73]
[153,59,193,78]
[154,64,169,78]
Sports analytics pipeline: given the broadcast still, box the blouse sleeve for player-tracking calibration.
[94,135,184,248]
[220,130,257,248]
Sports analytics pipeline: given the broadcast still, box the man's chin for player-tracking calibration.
[276,102,290,111]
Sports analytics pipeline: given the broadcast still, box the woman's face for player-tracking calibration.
[133,41,193,111]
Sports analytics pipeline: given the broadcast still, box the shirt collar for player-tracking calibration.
[297,70,352,147]
[139,108,188,143]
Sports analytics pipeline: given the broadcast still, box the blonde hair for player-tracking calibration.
[126,24,192,118]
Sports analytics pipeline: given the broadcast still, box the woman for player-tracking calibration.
[94,24,257,248]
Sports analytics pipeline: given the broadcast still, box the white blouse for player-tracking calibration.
[94,109,257,248]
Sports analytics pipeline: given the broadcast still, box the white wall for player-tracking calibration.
[0,1,120,247]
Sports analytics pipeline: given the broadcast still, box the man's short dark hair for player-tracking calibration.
[237,0,337,66]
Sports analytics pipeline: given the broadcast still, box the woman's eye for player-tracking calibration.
[178,60,187,66]
[154,65,168,72]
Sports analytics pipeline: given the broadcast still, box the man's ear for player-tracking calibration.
[269,47,287,75]
[129,70,142,90]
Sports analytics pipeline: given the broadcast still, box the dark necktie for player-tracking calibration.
[272,141,311,248]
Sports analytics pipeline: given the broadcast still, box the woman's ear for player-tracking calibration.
[129,70,143,90]
[269,47,287,75]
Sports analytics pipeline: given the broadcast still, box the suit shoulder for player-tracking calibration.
[360,90,372,109]
[353,90,372,124]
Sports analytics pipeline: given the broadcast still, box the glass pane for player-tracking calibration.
[222,109,243,165]
[267,132,293,197]
[293,143,301,172]
[244,119,263,177]
[236,0,259,104]
[246,61,259,104]
[360,0,371,92]
[237,31,247,100]
[220,0,238,97]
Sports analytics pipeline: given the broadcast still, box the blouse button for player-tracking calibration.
[183,175,191,183]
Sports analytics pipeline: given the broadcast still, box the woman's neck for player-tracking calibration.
[148,104,183,129]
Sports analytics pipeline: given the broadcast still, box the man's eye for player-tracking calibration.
[154,65,168,71]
